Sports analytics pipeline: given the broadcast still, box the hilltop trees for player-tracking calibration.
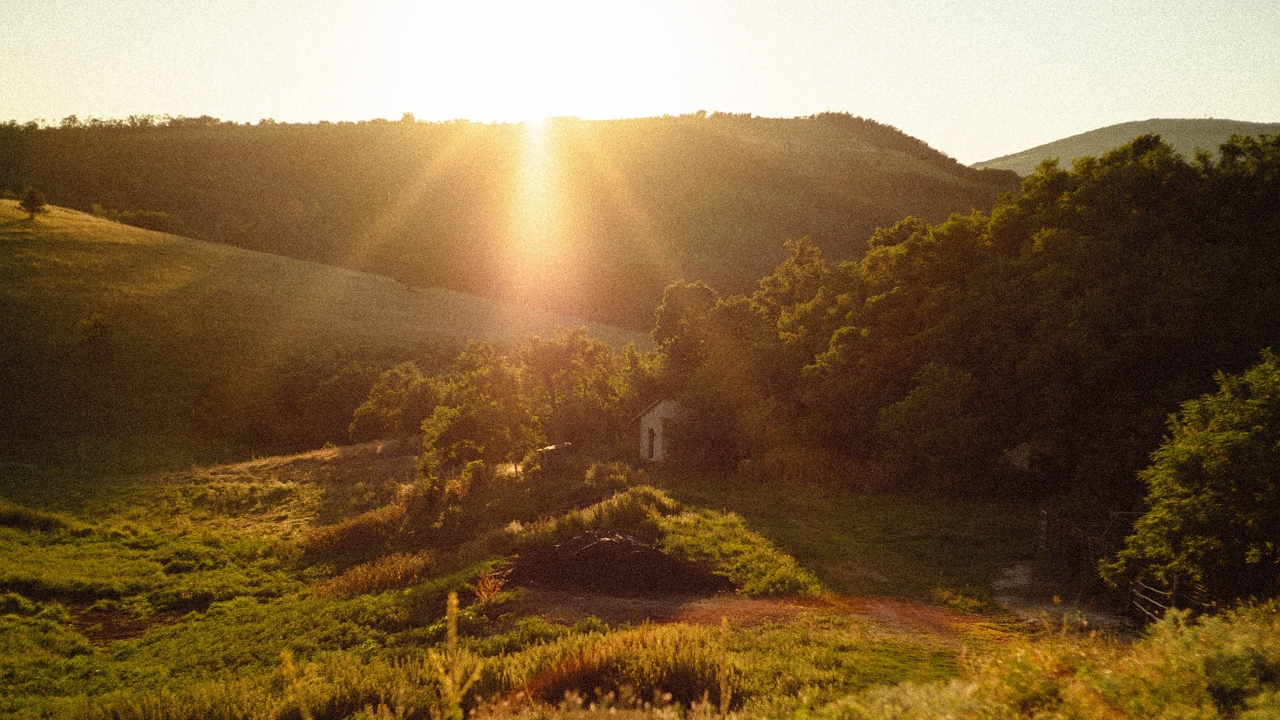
[1102,352,1280,603]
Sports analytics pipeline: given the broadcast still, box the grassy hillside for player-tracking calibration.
[0,201,643,474]
[972,118,1280,175]
[1,113,1020,328]
[0,443,1023,719]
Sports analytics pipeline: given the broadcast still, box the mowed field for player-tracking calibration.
[0,201,644,472]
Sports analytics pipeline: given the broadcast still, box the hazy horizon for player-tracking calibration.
[4,0,1279,164]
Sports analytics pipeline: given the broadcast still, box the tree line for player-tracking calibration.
[365,132,1280,604]
[382,134,1280,508]
[0,113,1018,329]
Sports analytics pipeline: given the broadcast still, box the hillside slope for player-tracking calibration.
[1,113,1019,328]
[0,201,642,472]
[973,118,1280,176]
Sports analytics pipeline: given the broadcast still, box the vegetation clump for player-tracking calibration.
[1104,351,1280,605]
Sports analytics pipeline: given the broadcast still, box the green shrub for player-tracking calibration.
[1104,351,1280,603]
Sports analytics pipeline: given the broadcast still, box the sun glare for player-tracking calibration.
[401,0,671,122]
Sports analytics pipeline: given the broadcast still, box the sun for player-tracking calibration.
[400,0,672,122]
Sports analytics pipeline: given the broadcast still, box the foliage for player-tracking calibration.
[0,200,639,476]
[520,327,630,447]
[419,341,543,481]
[315,551,434,598]
[1103,351,1280,603]
[301,503,407,558]
[647,132,1280,503]
[350,362,442,441]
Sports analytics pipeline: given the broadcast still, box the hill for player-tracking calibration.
[0,113,1020,329]
[972,118,1280,176]
[0,200,643,473]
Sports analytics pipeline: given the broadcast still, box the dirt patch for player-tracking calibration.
[68,606,185,646]
[993,562,1137,635]
[508,532,734,598]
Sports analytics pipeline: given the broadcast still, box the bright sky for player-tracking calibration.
[2,0,1277,164]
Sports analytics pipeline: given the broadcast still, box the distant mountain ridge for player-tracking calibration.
[0,113,1019,329]
[973,119,1280,176]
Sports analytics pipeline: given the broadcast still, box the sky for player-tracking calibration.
[2,0,1278,164]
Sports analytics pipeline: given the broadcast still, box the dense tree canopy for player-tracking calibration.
[650,133,1280,502]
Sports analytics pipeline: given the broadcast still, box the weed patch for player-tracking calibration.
[316,551,434,598]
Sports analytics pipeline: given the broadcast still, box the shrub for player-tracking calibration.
[1103,351,1280,603]
[301,503,407,556]
[315,551,434,598]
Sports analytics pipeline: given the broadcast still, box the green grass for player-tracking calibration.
[0,200,644,474]
[655,470,1037,600]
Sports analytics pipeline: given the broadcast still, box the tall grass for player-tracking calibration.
[315,552,434,598]
[497,624,741,709]
[812,603,1280,720]
[301,504,407,557]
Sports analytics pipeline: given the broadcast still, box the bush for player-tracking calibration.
[1103,350,1280,603]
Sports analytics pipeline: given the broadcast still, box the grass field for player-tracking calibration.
[0,201,644,474]
[4,442,1278,718]
[655,471,1037,601]
[0,443,1009,719]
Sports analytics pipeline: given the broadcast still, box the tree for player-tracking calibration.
[18,187,47,219]
[1102,351,1280,604]
[418,341,543,481]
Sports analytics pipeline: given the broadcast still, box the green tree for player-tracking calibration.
[18,187,47,219]
[1102,351,1280,603]
[418,341,542,481]
[520,326,625,446]
[349,361,441,441]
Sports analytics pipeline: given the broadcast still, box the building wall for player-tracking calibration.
[639,399,683,462]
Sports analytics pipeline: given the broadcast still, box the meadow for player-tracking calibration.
[4,441,1278,719]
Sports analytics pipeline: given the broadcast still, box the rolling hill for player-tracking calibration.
[0,200,643,473]
[972,118,1280,176]
[1,113,1019,329]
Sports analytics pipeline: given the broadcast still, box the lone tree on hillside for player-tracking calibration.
[18,187,47,219]
[1102,350,1280,605]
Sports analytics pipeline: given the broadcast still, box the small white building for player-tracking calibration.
[634,399,685,463]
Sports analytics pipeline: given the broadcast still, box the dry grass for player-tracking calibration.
[301,503,407,556]
[314,551,434,598]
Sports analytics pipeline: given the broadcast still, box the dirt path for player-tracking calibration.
[992,562,1136,635]
[515,588,994,646]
